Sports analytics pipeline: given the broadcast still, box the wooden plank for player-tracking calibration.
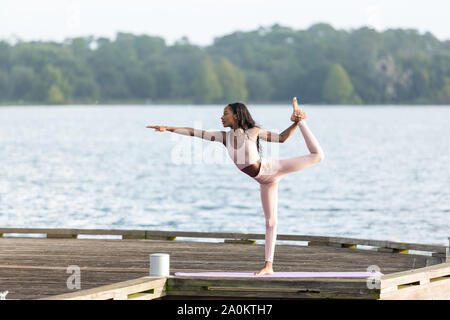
[163,288,379,299]
[41,276,167,300]
[377,248,396,253]
[380,262,450,290]
[168,277,371,291]
[0,228,146,237]
[380,277,450,300]
[145,230,268,241]
[425,256,446,267]
[122,234,146,240]
[207,286,318,293]
[308,241,343,248]
[224,240,256,245]
[0,228,336,244]
[167,277,379,299]
[166,289,378,299]
[0,228,445,254]
[431,252,446,258]
[0,228,74,235]
[0,264,147,273]
[307,241,329,247]
[47,234,77,239]
[328,236,445,254]
[145,235,177,241]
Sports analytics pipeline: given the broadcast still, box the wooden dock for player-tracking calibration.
[0,228,448,300]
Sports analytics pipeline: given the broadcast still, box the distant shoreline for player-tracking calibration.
[1,101,449,107]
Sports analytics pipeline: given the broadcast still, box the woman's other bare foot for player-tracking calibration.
[254,261,274,276]
[290,97,306,122]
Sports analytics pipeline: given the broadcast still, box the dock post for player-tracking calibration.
[149,253,170,277]
[447,237,449,263]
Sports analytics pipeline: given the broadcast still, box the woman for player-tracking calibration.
[147,97,324,276]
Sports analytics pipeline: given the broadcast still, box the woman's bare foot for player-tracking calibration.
[290,97,306,122]
[254,262,274,276]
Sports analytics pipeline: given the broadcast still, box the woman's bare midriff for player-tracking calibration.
[240,159,262,177]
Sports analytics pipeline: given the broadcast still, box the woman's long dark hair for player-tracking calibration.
[227,102,261,154]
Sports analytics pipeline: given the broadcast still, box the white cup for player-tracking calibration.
[149,253,170,276]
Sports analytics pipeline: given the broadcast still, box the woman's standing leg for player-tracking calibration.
[254,119,324,275]
[255,179,279,275]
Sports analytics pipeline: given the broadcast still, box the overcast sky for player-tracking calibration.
[1,0,449,45]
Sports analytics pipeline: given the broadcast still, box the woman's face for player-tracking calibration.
[221,106,236,127]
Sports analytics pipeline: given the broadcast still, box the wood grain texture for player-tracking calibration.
[167,277,378,299]
[0,228,446,254]
[0,236,433,299]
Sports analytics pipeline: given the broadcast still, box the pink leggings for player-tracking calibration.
[252,121,324,263]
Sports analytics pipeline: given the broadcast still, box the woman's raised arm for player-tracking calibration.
[257,97,307,143]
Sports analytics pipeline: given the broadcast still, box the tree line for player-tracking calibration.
[0,23,449,105]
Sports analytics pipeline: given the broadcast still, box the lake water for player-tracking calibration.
[0,104,449,246]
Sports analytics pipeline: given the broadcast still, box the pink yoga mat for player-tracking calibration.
[174,272,383,278]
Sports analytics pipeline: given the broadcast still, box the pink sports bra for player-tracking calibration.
[226,127,261,170]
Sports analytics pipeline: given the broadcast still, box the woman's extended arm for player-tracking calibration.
[146,125,225,144]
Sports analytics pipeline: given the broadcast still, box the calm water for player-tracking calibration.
[0,105,449,245]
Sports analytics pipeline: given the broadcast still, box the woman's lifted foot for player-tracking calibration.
[254,262,274,276]
[291,97,306,122]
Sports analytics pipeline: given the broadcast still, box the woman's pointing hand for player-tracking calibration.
[146,125,169,132]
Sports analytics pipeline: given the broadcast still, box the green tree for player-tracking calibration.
[215,58,247,102]
[10,66,35,101]
[435,76,450,104]
[36,65,72,103]
[245,70,274,101]
[48,85,65,104]
[166,43,206,100]
[322,63,362,104]
[152,60,182,100]
[0,70,9,100]
[88,37,129,100]
[192,56,223,103]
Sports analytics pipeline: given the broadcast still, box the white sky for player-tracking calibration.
[1,0,449,45]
